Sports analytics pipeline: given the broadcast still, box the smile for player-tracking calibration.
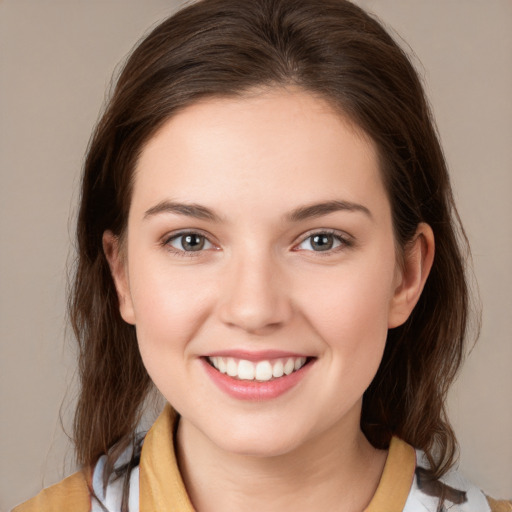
[207,356,308,381]
[202,353,315,401]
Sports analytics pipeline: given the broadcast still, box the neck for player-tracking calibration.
[175,408,387,512]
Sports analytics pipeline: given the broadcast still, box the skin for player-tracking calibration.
[104,88,434,512]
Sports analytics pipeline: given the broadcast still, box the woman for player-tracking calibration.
[13,0,511,511]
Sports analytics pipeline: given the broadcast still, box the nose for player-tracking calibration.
[217,249,293,335]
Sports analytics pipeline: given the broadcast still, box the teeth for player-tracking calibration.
[208,356,308,381]
[238,360,255,380]
[218,357,227,374]
[226,358,238,377]
[255,361,273,381]
[272,360,284,378]
[284,358,295,375]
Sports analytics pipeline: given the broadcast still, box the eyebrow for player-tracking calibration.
[285,200,372,222]
[143,201,222,222]
[143,199,372,223]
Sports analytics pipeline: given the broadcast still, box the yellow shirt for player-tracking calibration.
[13,405,511,512]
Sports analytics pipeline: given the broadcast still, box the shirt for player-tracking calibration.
[14,404,511,511]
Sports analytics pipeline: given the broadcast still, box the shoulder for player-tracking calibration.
[11,470,91,512]
[12,449,141,512]
[403,449,512,512]
[487,496,512,512]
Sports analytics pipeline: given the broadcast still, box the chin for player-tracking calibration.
[209,422,310,459]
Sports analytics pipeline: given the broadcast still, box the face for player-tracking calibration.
[106,89,429,458]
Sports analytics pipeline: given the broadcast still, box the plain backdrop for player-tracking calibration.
[1,1,511,510]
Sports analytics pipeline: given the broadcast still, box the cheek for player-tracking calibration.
[301,259,394,328]
[127,258,215,368]
[295,255,396,376]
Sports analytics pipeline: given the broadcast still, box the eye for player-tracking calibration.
[166,232,214,252]
[296,232,349,252]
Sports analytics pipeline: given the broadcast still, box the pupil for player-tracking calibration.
[183,234,204,251]
[312,234,333,251]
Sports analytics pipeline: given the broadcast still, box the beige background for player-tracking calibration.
[1,0,511,510]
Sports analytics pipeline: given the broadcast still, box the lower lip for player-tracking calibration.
[201,358,313,401]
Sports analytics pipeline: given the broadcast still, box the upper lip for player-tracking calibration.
[202,349,313,362]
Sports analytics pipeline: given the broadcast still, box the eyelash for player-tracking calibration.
[162,230,217,257]
[293,229,354,254]
[161,229,353,257]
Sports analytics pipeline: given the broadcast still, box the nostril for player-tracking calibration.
[216,259,293,332]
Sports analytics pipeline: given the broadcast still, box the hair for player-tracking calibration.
[70,0,472,505]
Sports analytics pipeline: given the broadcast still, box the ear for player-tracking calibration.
[102,230,136,325]
[388,223,435,328]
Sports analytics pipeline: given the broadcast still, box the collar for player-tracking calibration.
[139,404,195,511]
[139,404,416,511]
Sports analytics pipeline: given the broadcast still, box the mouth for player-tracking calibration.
[201,351,316,400]
[206,355,311,382]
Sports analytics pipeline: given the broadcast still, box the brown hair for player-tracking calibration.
[70,0,472,499]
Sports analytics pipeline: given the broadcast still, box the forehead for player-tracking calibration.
[131,88,387,220]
